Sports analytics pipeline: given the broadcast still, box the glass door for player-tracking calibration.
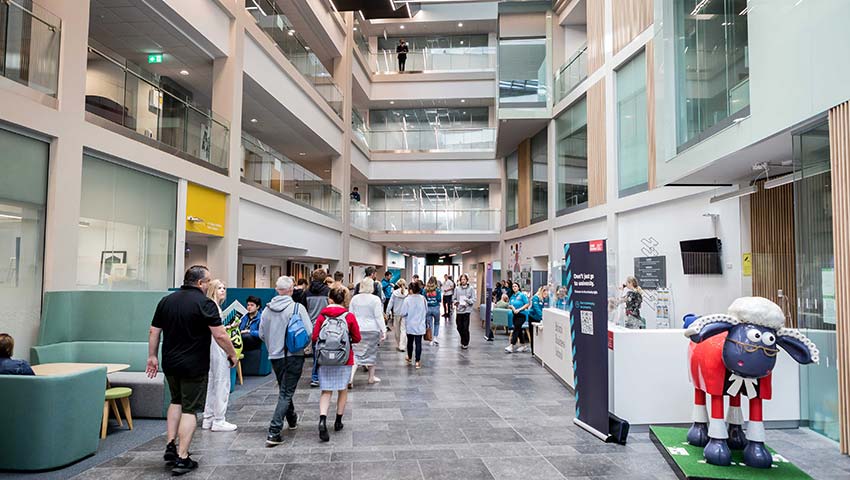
[793,119,839,441]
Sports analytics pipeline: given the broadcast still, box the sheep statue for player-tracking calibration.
[683,297,819,468]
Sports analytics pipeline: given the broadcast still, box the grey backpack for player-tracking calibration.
[316,313,350,366]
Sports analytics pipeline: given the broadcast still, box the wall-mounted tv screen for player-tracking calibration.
[680,237,723,275]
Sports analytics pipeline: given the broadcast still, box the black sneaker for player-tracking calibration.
[265,433,284,447]
[163,441,178,464]
[286,413,299,430]
[171,456,198,476]
[310,380,319,388]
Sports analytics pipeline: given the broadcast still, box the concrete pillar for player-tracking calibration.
[41,0,90,291]
[332,11,355,275]
[207,14,246,287]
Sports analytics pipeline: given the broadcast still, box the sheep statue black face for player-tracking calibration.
[683,297,819,468]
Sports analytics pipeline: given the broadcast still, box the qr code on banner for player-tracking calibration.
[580,310,594,335]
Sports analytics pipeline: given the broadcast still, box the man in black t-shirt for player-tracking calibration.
[147,265,237,476]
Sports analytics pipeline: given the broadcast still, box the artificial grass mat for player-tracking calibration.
[649,426,812,480]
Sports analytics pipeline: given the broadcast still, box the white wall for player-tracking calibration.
[616,193,745,328]
[239,199,341,261]
[349,236,383,265]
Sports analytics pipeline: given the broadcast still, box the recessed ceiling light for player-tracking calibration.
[457,22,463,27]
[399,25,405,29]
[389,100,395,105]
[299,152,306,156]
[288,30,295,36]
[460,40,464,45]
[353,27,358,31]
[250,118,258,123]
[460,99,466,103]
[324,169,331,173]
[179,69,189,76]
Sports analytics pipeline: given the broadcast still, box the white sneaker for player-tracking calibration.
[518,345,530,353]
[211,421,238,432]
[201,419,212,430]
[504,344,515,353]
[432,339,439,346]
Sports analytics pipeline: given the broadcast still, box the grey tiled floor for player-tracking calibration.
[71,321,850,480]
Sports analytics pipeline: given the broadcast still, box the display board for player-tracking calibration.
[634,255,666,289]
[565,240,611,441]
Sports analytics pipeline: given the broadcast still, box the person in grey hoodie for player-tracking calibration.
[305,269,331,387]
[453,273,476,349]
[260,276,312,447]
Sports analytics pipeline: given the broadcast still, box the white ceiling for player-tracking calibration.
[496,118,548,157]
[241,75,338,181]
[88,0,218,109]
[381,241,492,255]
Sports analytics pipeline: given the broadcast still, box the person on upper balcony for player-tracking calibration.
[350,186,361,203]
[397,39,409,72]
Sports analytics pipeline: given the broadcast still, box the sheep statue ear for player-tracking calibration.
[683,314,736,343]
[776,328,820,365]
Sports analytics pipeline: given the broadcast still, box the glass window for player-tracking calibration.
[378,35,489,51]
[675,0,749,149]
[499,38,547,108]
[793,120,838,442]
[531,128,548,222]
[368,107,489,131]
[617,51,648,197]
[77,155,177,290]
[0,128,48,360]
[555,97,588,213]
[506,152,519,228]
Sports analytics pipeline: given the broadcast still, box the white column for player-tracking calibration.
[332,12,355,274]
[41,0,90,291]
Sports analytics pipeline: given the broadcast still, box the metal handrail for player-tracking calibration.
[557,43,588,76]
[87,45,229,129]
[4,0,60,30]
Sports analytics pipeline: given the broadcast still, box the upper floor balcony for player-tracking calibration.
[248,5,343,117]
[554,43,588,105]
[242,133,341,219]
[367,127,496,153]
[352,205,500,233]
[366,47,496,75]
[0,0,60,97]
[85,44,230,171]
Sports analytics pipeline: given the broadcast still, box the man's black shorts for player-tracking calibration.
[166,374,208,414]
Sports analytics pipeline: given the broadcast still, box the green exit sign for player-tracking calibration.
[147,54,163,64]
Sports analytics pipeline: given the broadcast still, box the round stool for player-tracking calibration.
[102,387,133,438]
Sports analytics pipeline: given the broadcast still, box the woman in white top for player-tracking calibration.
[350,278,387,384]
[387,279,408,352]
[202,279,237,432]
[400,281,428,369]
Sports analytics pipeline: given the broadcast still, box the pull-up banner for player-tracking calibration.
[565,240,610,441]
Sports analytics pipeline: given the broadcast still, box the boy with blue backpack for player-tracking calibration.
[259,276,313,447]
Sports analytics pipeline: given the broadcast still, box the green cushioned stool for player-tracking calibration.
[102,387,133,438]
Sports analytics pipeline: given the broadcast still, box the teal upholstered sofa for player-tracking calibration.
[0,366,106,471]
[30,290,171,417]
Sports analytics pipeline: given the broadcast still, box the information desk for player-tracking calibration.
[535,308,801,426]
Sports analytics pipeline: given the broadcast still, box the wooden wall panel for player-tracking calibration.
[517,139,532,228]
[587,80,606,207]
[749,181,797,327]
[587,0,605,73]
[828,100,850,454]
[646,39,656,189]
[612,0,653,55]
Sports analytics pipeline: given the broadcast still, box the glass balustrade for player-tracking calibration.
[368,127,496,152]
[248,7,343,117]
[352,109,369,150]
[85,46,230,170]
[369,47,496,74]
[0,0,61,96]
[242,133,342,220]
[352,208,499,232]
[554,44,588,104]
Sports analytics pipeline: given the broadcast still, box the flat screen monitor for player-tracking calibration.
[680,237,723,275]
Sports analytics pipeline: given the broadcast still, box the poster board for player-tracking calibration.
[565,240,611,441]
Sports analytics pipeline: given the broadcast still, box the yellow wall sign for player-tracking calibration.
[742,252,752,277]
[186,183,226,237]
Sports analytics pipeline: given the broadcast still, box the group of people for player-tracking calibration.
[491,280,548,354]
[144,264,479,475]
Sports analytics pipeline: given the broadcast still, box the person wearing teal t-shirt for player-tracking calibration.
[528,287,548,355]
[505,282,530,353]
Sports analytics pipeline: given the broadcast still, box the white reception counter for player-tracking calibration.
[536,308,801,426]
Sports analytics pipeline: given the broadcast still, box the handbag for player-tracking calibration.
[424,327,433,342]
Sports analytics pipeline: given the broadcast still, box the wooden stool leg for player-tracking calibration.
[237,360,243,385]
[119,397,133,430]
[109,399,123,427]
[101,401,109,439]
